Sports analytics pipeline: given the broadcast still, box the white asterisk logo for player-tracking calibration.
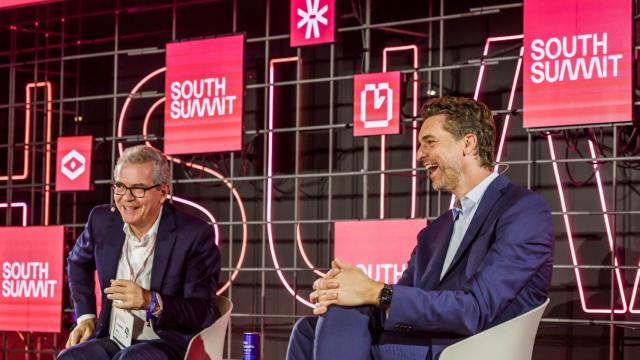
[297,0,328,40]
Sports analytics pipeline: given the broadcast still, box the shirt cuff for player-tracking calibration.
[76,314,96,324]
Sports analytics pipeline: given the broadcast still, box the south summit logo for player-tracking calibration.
[2,262,57,298]
[356,263,407,284]
[529,32,623,84]
[169,77,237,119]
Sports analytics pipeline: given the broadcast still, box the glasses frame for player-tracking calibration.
[112,182,162,198]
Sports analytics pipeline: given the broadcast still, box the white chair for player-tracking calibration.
[184,296,233,360]
[439,298,549,360]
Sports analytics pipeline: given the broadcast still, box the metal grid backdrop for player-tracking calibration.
[0,0,639,359]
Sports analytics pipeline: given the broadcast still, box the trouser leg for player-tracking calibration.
[286,316,318,360]
[314,305,374,360]
[57,337,120,360]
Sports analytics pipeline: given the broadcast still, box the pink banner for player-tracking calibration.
[334,219,426,284]
[164,35,244,154]
[0,0,62,10]
[523,0,632,128]
[290,0,335,47]
[353,72,402,137]
[0,226,64,332]
[55,136,93,191]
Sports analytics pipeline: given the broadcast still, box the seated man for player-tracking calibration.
[59,145,221,360]
[287,96,553,360]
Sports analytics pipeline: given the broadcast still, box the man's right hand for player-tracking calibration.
[65,318,95,348]
[309,261,342,313]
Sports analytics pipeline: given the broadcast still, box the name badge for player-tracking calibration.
[110,309,134,349]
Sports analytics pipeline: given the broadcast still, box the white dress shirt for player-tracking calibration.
[76,208,162,341]
[440,172,499,280]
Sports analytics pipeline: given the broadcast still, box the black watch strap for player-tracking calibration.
[377,283,393,309]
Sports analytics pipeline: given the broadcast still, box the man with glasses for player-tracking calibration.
[59,145,221,360]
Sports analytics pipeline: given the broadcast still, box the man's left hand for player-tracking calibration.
[104,279,151,310]
[311,259,384,315]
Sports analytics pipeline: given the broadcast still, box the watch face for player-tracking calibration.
[379,285,393,306]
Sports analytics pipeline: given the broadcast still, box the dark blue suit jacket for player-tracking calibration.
[67,203,221,356]
[382,175,553,358]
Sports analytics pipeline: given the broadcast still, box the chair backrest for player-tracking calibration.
[184,296,233,360]
[439,298,549,360]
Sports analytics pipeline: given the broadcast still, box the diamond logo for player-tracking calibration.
[60,149,86,181]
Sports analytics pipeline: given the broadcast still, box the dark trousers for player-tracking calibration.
[286,305,430,360]
[57,337,181,360]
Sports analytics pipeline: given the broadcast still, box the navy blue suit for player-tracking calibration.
[287,175,554,360]
[65,203,221,358]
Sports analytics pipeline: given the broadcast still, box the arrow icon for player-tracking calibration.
[374,90,386,109]
[360,82,394,129]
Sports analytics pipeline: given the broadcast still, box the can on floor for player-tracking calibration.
[242,332,261,360]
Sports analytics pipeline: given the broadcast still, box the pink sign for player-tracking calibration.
[523,0,632,128]
[0,226,64,332]
[353,72,402,137]
[0,0,62,9]
[164,35,244,154]
[55,136,93,191]
[334,219,426,284]
[290,0,335,47]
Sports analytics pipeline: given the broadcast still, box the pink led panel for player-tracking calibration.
[0,0,62,9]
[353,71,402,137]
[334,219,426,284]
[381,45,420,219]
[0,81,51,182]
[472,35,523,173]
[164,35,244,154]
[523,0,632,128]
[0,226,64,332]
[547,136,627,313]
[120,67,249,295]
[0,202,28,227]
[476,34,628,313]
[266,57,314,307]
[55,136,93,191]
[290,0,335,47]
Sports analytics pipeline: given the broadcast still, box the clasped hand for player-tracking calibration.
[65,280,150,349]
[309,259,383,315]
[104,279,151,310]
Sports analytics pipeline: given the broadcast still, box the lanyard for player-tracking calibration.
[123,234,155,283]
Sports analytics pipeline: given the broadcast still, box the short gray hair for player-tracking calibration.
[114,145,170,185]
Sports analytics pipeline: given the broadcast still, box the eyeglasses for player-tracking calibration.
[112,182,161,198]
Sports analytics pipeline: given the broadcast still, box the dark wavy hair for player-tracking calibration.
[420,96,496,169]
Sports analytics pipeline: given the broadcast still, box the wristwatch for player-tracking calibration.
[377,283,393,309]
[146,291,160,323]
[152,297,161,314]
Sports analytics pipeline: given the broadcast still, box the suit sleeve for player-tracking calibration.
[152,224,221,331]
[67,207,98,319]
[384,194,553,336]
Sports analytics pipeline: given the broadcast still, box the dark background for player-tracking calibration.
[0,0,639,358]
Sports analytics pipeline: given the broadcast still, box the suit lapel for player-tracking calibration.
[102,211,125,288]
[150,204,177,291]
[419,213,456,290]
[439,175,509,282]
